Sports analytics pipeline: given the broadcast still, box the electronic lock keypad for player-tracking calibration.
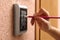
[13,4,27,36]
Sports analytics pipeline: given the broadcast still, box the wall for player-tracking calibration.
[0,0,35,40]
[58,0,60,29]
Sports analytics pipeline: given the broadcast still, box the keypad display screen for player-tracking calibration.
[20,8,27,31]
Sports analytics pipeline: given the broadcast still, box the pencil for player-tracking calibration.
[26,16,60,19]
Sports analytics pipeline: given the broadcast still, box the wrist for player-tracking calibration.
[46,23,53,32]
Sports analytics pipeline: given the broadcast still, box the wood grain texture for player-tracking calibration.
[35,0,41,40]
[41,0,58,40]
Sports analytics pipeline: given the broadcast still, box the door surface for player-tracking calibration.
[41,0,58,40]
[35,0,41,40]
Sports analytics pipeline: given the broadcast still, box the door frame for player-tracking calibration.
[35,0,58,40]
[35,0,41,40]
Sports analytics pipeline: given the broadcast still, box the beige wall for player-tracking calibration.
[0,0,35,40]
[58,0,60,29]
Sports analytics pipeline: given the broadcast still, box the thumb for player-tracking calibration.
[36,17,49,24]
[31,17,35,25]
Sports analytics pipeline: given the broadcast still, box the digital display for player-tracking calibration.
[20,8,27,31]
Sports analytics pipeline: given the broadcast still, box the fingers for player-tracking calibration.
[31,17,35,25]
[40,17,49,24]
[36,17,49,24]
[37,8,49,16]
[41,8,49,16]
[31,16,49,26]
[31,8,49,25]
[35,17,50,29]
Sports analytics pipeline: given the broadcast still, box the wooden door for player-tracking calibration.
[35,0,41,40]
[41,0,58,40]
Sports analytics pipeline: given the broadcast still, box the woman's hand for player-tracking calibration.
[31,8,60,39]
[31,8,50,31]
